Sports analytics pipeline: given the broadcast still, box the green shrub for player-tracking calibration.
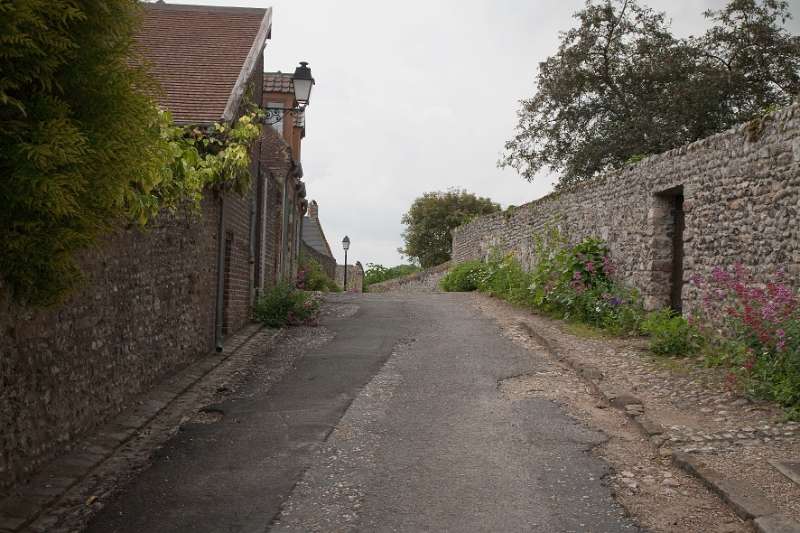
[0,2,263,306]
[364,263,421,287]
[440,261,486,292]
[253,282,320,328]
[297,256,340,292]
[641,309,703,356]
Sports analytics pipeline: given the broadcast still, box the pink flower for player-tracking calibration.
[712,266,730,284]
[585,261,595,273]
[602,255,616,276]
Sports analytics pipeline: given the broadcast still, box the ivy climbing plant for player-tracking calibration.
[128,109,264,227]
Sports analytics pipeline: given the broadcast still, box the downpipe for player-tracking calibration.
[214,196,226,352]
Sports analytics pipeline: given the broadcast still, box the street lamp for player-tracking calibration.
[292,61,314,108]
[342,236,350,291]
[264,61,315,125]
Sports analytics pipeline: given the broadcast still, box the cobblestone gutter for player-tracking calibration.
[484,294,800,533]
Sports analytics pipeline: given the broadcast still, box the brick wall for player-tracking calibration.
[221,191,254,335]
[259,127,293,287]
[452,104,800,313]
[0,200,220,489]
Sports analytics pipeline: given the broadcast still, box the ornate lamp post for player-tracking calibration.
[342,236,350,291]
[264,61,315,124]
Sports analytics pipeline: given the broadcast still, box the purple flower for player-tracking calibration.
[712,266,729,284]
[777,329,787,351]
[602,255,616,276]
[761,301,778,321]
[585,261,595,273]
[609,297,622,307]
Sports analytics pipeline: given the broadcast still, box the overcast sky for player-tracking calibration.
[166,0,800,266]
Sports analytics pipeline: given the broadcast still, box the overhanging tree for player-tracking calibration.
[0,0,167,306]
[400,190,500,268]
[501,0,800,188]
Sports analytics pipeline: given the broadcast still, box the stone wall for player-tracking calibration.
[336,262,364,292]
[452,105,800,312]
[301,241,337,280]
[367,262,451,293]
[0,201,220,489]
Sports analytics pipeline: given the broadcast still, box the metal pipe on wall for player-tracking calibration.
[214,196,226,352]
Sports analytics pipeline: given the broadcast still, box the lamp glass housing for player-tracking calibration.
[292,61,314,107]
[342,236,350,251]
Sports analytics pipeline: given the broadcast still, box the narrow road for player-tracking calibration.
[88,293,638,532]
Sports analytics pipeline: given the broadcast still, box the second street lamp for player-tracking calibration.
[342,236,350,291]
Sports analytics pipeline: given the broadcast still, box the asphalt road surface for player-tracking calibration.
[87,293,639,533]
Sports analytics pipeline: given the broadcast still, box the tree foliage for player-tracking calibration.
[400,190,500,268]
[501,0,800,187]
[0,1,262,306]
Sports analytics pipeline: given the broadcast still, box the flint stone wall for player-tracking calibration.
[336,263,364,293]
[452,105,800,312]
[0,200,220,491]
[301,241,337,281]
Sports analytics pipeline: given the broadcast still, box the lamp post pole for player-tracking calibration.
[342,236,351,291]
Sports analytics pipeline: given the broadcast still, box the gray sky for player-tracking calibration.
[166,0,800,266]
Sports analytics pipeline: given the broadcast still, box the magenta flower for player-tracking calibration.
[712,266,730,284]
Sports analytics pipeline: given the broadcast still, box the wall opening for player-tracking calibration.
[654,186,685,313]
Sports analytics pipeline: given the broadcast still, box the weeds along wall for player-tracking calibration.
[452,104,800,313]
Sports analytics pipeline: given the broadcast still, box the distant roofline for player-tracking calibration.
[302,214,335,258]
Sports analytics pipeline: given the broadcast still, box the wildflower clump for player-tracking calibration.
[691,264,800,413]
[441,229,643,336]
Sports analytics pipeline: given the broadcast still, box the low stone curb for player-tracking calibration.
[516,320,800,533]
[0,323,279,533]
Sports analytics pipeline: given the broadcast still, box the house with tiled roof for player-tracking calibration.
[137,1,279,343]
[137,2,272,124]
[259,69,320,284]
[0,1,315,490]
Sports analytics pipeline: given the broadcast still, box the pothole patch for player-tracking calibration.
[499,371,566,400]
[190,407,224,424]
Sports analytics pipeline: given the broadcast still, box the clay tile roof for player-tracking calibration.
[136,2,272,125]
[264,72,294,94]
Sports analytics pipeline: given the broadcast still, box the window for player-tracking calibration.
[267,101,284,137]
